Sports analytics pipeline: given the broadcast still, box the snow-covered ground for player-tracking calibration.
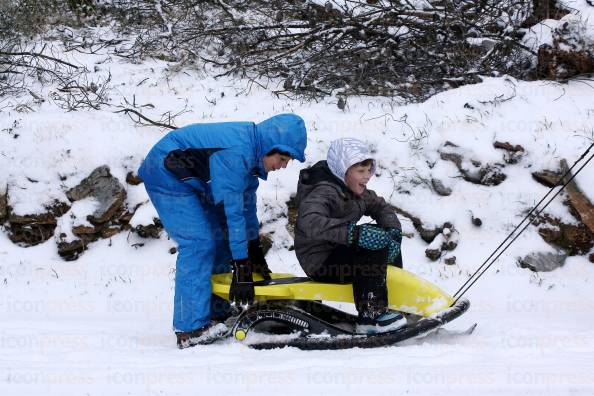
[2,6,594,394]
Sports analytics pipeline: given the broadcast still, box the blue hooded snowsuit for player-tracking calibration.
[138,114,307,332]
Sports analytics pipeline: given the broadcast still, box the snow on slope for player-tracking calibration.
[1,19,594,396]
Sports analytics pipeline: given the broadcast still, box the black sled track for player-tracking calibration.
[232,298,470,350]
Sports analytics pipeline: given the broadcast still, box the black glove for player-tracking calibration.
[229,258,254,305]
[248,238,272,280]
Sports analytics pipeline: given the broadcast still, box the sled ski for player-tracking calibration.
[228,298,469,350]
[211,266,471,349]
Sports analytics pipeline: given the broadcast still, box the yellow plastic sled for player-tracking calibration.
[211,266,470,349]
[212,266,453,317]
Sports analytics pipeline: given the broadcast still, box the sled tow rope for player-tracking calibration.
[453,142,594,303]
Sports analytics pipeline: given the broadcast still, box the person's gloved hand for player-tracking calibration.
[387,240,401,263]
[248,238,272,280]
[386,228,402,244]
[386,228,402,264]
[229,258,254,305]
[347,224,391,250]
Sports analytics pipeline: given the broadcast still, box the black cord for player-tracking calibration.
[452,143,594,302]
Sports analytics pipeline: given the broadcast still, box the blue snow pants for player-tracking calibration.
[144,187,231,332]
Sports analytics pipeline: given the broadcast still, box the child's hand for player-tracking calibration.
[387,239,401,263]
[348,223,391,250]
[386,228,402,243]
[386,228,402,264]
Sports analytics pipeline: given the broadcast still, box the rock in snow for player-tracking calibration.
[66,165,127,224]
[517,251,567,272]
[439,141,507,186]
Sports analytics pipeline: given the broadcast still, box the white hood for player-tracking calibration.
[326,138,376,182]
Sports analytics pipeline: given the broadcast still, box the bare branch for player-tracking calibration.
[114,107,177,130]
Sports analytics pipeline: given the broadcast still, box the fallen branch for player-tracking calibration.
[0,51,79,69]
[113,107,176,130]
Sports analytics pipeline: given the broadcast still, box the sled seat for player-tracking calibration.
[212,266,454,317]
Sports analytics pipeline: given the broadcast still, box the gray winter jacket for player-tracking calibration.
[294,160,401,275]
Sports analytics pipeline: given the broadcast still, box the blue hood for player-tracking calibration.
[255,114,307,178]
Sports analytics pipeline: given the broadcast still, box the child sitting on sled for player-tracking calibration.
[294,138,405,333]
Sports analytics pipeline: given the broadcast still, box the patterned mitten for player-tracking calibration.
[386,228,402,264]
[348,223,391,250]
[386,228,402,243]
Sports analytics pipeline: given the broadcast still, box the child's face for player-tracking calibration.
[263,153,292,172]
[345,163,372,196]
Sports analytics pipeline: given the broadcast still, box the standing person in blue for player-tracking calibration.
[138,114,307,349]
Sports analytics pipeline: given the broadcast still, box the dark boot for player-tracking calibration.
[175,322,229,349]
[349,247,408,333]
[356,309,407,334]
[351,247,389,319]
